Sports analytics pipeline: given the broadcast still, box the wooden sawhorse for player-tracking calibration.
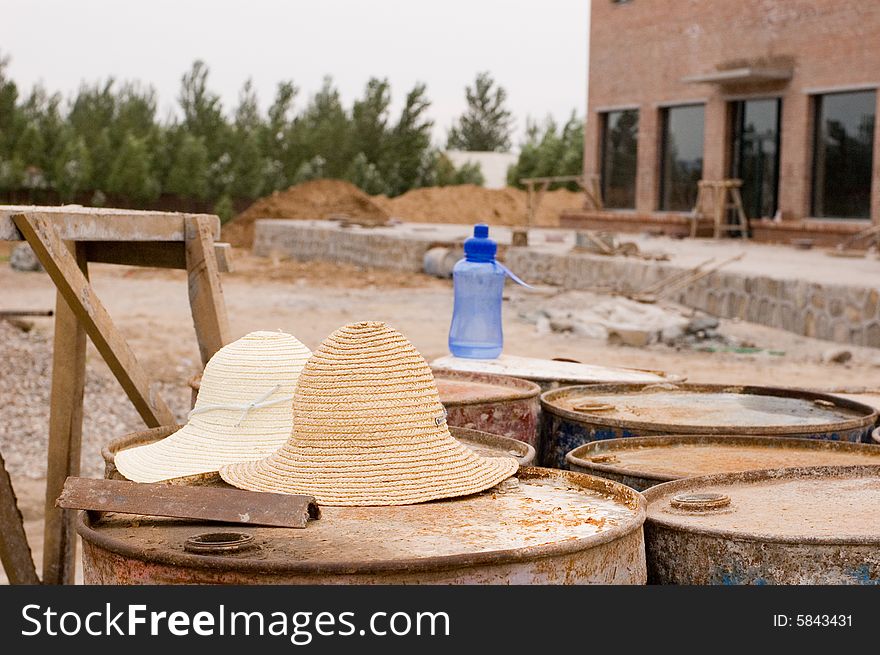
[0,206,231,584]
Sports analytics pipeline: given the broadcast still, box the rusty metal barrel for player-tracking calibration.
[190,369,541,448]
[540,383,878,469]
[431,369,540,448]
[431,353,676,392]
[78,467,647,585]
[103,425,536,482]
[644,465,880,585]
[567,435,880,491]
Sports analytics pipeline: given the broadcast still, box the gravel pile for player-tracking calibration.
[0,320,191,479]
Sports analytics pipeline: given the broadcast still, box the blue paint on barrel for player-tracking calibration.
[540,384,878,469]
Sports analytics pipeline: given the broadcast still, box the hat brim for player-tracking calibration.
[114,422,290,484]
[219,437,519,506]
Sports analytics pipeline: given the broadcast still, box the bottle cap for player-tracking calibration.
[463,223,497,262]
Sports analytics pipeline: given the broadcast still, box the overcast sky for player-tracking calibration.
[1,0,590,146]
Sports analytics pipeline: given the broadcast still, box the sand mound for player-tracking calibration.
[225,179,584,247]
[223,179,389,247]
[374,185,582,228]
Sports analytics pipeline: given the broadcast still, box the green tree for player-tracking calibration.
[105,132,159,203]
[507,113,584,190]
[262,80,297,191]
[446,72,513,152]
[285,76,350,179]
[53,130,92,201]
[351,78,391,166]
[165,132,210,199]
[345,152,388,195]
[383,82,433,196]
[229,79,267,199]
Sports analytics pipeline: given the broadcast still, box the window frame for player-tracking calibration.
[810,88,877,220]
[658,103,706,212]
[599,108,640,210]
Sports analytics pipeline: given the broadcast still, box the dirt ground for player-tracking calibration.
[2,249,880,583]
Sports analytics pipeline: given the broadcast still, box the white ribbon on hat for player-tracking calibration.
[187,384,291,427]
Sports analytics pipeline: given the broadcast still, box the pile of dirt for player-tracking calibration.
[224,179,585,247]
[376,185,582,228]
[222,179,390,247]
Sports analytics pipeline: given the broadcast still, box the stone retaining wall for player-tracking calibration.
[253,220,880,348]
[253,220,433,272]
[505,248,880,348]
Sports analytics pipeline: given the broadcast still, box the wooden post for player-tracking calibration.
[12,214,175,427]
[42,240,88,585]
[185,215,230,366]
[0,452,39,584]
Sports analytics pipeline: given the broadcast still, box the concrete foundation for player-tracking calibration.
[253,219,880,348]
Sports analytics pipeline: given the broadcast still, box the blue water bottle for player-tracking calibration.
[448,224,505,359]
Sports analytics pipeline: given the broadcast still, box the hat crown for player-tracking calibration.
[194,331,311,418]
[293,322,445,438]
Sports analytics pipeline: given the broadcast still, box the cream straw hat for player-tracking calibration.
[220,321,519,505]
[114,331,312,483]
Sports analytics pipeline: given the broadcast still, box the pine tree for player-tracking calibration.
[229,80,266,199]
[106,132,159,203]
[165,132,210,199]
[384,82,433,196]
[52,131,92,201]
[446,72,513,152]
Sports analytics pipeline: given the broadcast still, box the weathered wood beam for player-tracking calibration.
[0,206,219,242]
[12,213,176,428]
[84,241,232,272]
[185,216,231,366]
[41,240,88,585]
[0,452,39,585]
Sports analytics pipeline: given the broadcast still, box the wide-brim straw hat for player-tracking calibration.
[220,321,519,505]
[115,331,312,483]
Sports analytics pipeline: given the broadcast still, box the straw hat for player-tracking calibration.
[114,331,312,483]
[220,321,519,505]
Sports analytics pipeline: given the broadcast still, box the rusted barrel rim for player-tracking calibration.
[76,467,647,576]
[451,426,536,466]
[104,425,535,471]
[191,368,542,406]
[542,383,878,435]
[566,434,880,485]
[644,465,880,546]
[430,368,541,405]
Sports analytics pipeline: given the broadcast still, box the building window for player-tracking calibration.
[812,90,876,219]
[659,104,704,211]
[730,98,781,219]
[600,109,638,209]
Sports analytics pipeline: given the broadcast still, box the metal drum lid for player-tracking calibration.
[453,427,535,466]
[543,384,877,434]
[432,368,540,405]
[567,435,880,485]
[78,468,645,573]
[645,466,880,543]
[431,354,673,386]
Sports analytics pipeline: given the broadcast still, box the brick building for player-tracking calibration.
[564,0,880,244]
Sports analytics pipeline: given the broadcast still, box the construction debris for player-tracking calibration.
[517,291,743,350]
[630,253,745,303]
[9,243,43,272]
[573,230,669,261]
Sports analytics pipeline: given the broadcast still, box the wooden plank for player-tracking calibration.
[84,241,232,273]
[0,206,219,242]
[58,478,320,528]
[41,240,88,585]
[13,213,175,428]
[186,215,231,366]
[0,452,39,585]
